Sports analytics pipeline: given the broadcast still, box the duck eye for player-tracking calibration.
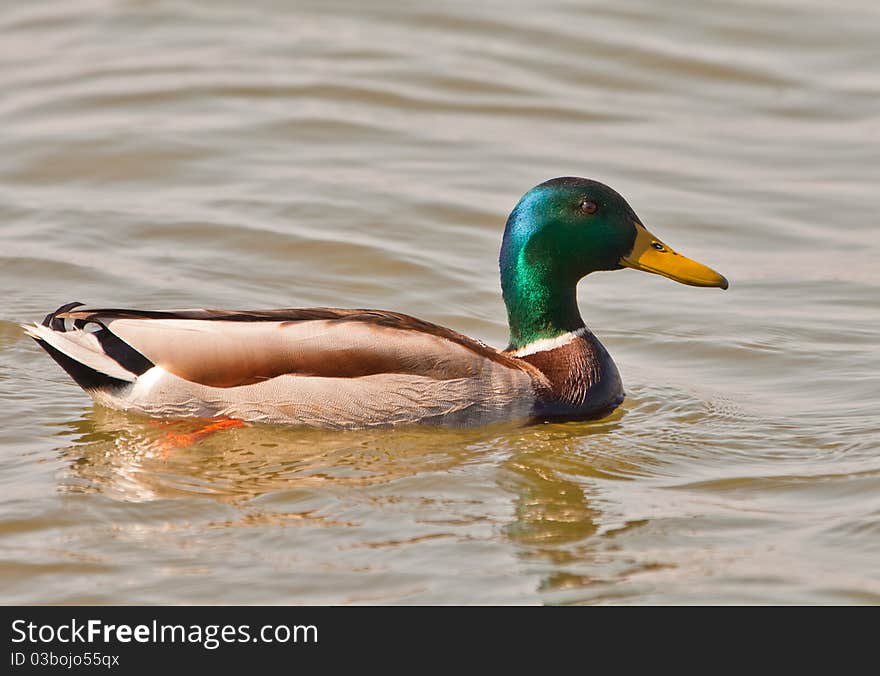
[579,199,597,214]
[651,241,666,251]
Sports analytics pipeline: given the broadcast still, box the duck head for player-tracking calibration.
[500,177,728,349]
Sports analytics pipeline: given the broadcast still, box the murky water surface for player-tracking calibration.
[1,1,878,603]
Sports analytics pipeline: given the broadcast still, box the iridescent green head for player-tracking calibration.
[500,177,728,350]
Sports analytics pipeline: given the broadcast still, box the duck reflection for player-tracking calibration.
[53,407,500,503]
[499,409,629,550]
[53,405,634,599]
[494,409,646,599]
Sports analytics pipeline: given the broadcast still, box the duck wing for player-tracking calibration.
[45,306,533,385]
[28,304,543,427]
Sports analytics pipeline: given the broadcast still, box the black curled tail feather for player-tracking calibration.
[40,302,154,376]
[31,301,156,393]
[42,301,85,329]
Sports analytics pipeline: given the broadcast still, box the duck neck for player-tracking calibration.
[500,252,585,351]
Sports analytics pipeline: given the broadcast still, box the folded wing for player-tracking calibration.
[53,307,529,388]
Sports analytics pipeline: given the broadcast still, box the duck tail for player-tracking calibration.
[22,302,147,393]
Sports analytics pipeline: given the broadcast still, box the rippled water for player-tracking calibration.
[1,0,878,604]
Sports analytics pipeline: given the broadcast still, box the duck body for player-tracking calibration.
[25,305,621,428]
[25,177,726,429]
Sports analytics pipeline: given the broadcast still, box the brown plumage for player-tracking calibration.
[24,303,570,428]
[54,306,544,385]
[514,328,622,419]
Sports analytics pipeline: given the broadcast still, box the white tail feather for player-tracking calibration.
[22,323,137,382]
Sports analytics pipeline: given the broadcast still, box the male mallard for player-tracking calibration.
[24,177,727,429]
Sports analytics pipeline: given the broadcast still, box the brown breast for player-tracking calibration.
[511,329,624,420]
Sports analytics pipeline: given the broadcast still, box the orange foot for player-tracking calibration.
[157,418,245,458]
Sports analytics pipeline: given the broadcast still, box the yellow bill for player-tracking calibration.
[620,223,729,289]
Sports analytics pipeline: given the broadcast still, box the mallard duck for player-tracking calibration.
[24,177,727,429]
